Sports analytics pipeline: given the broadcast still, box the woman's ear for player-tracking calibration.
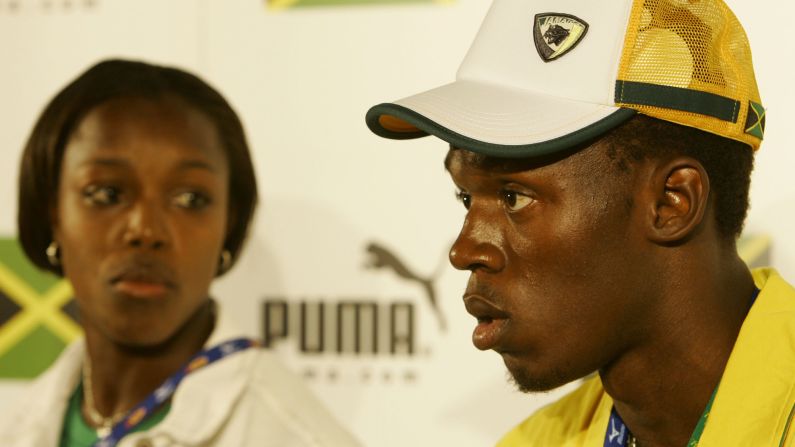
[643,157,710,244]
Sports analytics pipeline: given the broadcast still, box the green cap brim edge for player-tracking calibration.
[366,103,637,159]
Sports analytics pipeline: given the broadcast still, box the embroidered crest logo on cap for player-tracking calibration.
[366,0,765,158]
[533,13,589,62]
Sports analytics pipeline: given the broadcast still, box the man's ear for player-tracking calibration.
[643,157,710,244]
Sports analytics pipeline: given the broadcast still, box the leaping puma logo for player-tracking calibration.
[364,242,447,332]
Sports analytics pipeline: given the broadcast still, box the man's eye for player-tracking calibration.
[502,190,533,211]
[173,191,210,209]
[455,190,471,209]
[82,185,120,206]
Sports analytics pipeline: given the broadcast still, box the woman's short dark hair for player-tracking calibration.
[18,59,258,276]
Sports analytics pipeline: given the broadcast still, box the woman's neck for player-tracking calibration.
[80,300,215,424]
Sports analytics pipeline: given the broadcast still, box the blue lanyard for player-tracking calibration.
[603,287,761,447]
[92,337,259,447]
[605,407,630,447]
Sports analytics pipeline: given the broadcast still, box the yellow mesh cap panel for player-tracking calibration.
[616,0,764,150]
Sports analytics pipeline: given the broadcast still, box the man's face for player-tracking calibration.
[446,144,654,392]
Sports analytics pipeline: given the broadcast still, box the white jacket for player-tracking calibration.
[0,311,360,447]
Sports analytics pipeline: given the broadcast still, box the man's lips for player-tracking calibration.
[464,295,510,351]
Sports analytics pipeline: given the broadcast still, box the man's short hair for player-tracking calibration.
[603,114,754,240]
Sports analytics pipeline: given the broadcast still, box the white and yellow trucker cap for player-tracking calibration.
[366,0,765,158]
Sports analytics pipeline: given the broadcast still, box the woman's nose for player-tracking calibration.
[122,200,169,250]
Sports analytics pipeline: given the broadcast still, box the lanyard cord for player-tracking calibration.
[91,338,259,447]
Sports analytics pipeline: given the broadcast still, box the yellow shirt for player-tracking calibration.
[498,268,795,446]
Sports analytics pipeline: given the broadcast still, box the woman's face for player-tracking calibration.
[53,97,230,348]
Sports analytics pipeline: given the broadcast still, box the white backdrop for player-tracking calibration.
[0,1,792,446]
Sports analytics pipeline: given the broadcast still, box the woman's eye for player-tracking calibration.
[173,191,210,209]
[455,190,472,210]
[82,185,120,206]
[502,190,533,211]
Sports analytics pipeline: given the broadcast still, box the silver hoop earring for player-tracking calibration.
[218,250,232,274]
[46,241,60,267]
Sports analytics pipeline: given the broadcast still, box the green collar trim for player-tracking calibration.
[687,385,719,446]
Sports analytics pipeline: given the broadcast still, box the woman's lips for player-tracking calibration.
[109,264,175,300]
[464,295,510,351]
[112,280,170,299]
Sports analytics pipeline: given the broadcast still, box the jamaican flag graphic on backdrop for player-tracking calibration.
[0,238,80,378]
[268,0,452,9]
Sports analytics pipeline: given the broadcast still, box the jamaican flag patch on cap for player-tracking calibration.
[744,101,766,140]
[0,238,80,378]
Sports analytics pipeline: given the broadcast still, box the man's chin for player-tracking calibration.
[505,363,573,393]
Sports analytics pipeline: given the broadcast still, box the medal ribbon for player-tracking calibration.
[92,337,259,447]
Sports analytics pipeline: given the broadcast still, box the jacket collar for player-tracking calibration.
[699,268,795,445]
[0,338,83,446]
[1,300,255,446]
[134,303,256,444]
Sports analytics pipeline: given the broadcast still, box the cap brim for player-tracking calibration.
[366,80,636,158]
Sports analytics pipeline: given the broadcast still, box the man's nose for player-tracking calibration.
[448,214,505,273]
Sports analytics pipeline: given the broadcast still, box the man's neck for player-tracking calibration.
[600,256,756,447]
